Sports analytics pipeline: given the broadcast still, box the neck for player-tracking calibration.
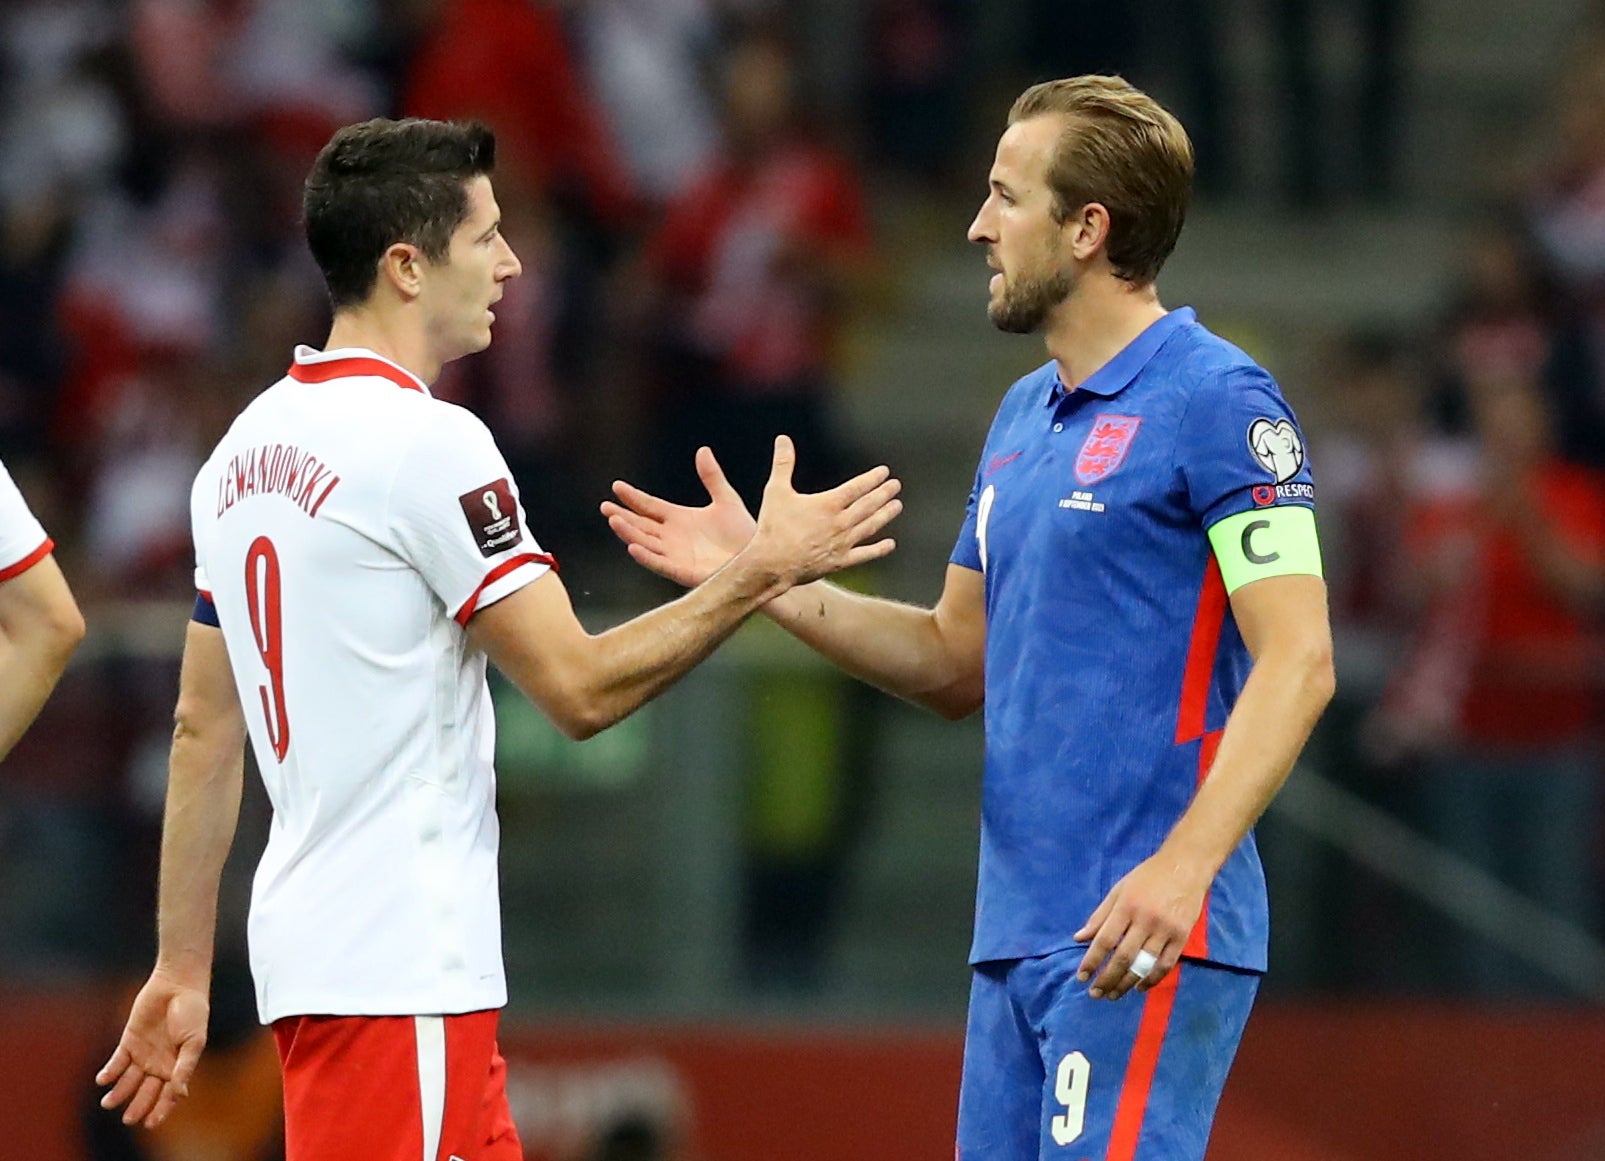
[1043,274,1167,390]
[324,304,441,385]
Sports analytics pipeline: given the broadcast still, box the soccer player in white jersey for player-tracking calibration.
[96,118,902,1159]
[0,457,84,760]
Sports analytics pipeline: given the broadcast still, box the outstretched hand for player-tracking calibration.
[604,437,902,589]
[602,445,757,588]
[745,435,902,586]
[96,971,209,1129]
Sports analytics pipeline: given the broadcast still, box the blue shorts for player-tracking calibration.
[956,950,1259,1161]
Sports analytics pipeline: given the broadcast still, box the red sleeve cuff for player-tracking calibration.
[454,552,556,626]
[0,537,53,582]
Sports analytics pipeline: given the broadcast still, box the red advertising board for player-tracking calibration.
[11,986,1605,1161]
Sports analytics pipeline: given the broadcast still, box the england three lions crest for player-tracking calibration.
[1075,415,1142,484]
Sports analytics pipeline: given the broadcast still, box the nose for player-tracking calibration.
[499,237,523,280]
[967,198,994,245]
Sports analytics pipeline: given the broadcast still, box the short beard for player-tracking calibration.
[988,267,1074,334]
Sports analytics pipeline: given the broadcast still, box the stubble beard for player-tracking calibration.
[987,265,1075,334]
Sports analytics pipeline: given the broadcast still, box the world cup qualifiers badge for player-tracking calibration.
[459,478,523,557]
[1246,418,1314,504]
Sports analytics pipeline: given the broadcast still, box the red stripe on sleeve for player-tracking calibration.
[0,537,54,582]
[453,553,556,626]
[1106,967,1183,1161]
[1174,556,1227,744]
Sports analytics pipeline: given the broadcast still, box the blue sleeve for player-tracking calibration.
[192,591,220,627]
[1178,365,1315,528]
[950,459,984,572]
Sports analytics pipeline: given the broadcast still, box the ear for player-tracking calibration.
[378,242,425,302]
[1062,202,1112,264]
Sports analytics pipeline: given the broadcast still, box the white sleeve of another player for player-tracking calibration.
[388,404,555,625]
[0,457,53,580]
[189,459,214,596]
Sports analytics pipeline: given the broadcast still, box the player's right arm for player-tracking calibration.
[471,436,904,738]
[99,619,247,1130]
[602,446,986,719]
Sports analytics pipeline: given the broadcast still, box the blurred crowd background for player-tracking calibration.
[4,0,1605,1158]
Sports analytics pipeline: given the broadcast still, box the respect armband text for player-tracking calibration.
[1206,506,1323,594]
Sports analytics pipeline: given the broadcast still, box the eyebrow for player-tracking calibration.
[476,219,501,242]
[990,178,1014,196]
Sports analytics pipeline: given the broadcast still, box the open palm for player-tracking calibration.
[602,446,757,587]
[97,971,209,1128]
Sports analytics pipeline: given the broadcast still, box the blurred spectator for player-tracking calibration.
[568,0,721,208]
[1366,375,1605,996]
[1320,330,1470,697]
[865,0,969,186]
[1526,39,1605,469]
[639,27,873,508]
[1294,330,1474,990]
[403,0,636,226]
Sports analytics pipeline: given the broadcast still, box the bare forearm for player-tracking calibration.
[569,553,790,735]
[154,731,245,985]
[0,627,77,759]
[1160,646,1334,874]
[764,581,982,717]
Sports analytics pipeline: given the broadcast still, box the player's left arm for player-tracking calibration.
[0,552,85,761]
[1077,364,1335,999]
[99,620,247,1129]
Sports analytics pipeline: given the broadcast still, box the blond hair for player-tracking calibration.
[1008,75,1193,285]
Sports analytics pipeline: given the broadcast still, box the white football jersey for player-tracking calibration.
[191,346,553,1022]
[0,456,52,581]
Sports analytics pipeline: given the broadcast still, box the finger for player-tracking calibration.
[1074,895,1119,972]
[101,1063,145,1111]
[609,479,673,521]
[1136,941,1185,993]
[605,510,664,551]
[767,435,796,492]
[840,538,897,569]
[846,497,903,545]
[1091,927,1150,1000]
[1077,914,1130,994]
[97,1045,130,1085]
[146,1082,182,1129]
[695,446,745,507]
[827,463,891,506]
[625,542,685,583]
[124,1073,164,1127]
[843,477,903,526]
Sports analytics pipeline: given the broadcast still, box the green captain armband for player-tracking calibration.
[1207,506,1323,594]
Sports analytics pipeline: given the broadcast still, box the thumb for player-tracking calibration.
[767,434,796,493]
[696,446,744,507]
[172,1036,205,1097]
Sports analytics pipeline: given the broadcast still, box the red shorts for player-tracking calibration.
[273,1009,523,1161]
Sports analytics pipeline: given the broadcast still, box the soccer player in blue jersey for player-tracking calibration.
[603,74,1334,1161]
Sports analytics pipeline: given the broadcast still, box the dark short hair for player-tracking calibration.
[302,118,497,309]
[1009,76,1192,285]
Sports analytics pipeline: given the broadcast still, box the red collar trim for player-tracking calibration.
[288,355,426,393]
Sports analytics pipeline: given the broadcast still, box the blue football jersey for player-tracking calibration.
[950,307,1316,971]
